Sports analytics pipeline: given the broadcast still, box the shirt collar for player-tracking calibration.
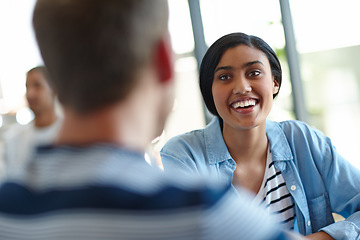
[203,117,293,165]
[204,117,232,164]
[266,120,293,162]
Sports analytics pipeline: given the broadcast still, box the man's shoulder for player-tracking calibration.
[0,144,231,212]
[0,178,230,214]
[3,122,33,139]
[0,144,295,240]
[0,179,290,240]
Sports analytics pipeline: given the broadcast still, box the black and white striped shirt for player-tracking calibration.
[254,146,296,230]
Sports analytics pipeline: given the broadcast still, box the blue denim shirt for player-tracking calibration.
[161,117,360,238]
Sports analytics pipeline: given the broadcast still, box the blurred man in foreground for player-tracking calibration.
[0,0,302,239]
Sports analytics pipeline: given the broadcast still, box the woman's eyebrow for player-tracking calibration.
[215,66,233,72]
[242,60,264,68]
[215,60,264,73]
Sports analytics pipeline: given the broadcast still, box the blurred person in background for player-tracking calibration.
[2,65,62,177]
[0,0,303,239]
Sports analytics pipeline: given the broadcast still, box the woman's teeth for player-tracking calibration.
[232,99,256,108]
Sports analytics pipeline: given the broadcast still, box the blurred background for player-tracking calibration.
[1,0,360,169]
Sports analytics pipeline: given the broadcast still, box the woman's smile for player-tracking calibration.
[230,97,259,114]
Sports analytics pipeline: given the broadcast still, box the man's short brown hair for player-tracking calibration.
[33,0,169,113]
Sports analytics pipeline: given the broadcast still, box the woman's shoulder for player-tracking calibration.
[268,119,320,134]
[161,128,207,152]
[162,117,221,151]
[267,119,329,144]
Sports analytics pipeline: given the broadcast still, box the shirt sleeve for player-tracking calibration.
[160,134,205,176]
[308,126,360,238]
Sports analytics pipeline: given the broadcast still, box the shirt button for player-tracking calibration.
[307,221,311,226]
[290,185,296,191]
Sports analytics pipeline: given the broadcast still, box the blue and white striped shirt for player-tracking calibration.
[0,144,291,240]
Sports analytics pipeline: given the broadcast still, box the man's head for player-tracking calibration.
[32,0,171,114]
[26,66,56,116]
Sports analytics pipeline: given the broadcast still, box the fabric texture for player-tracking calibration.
[0,143,290,240]
[254,146,296,230]
[161,117,360,238]
[2,118,62,177]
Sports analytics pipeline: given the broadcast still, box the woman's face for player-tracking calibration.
[212,44,279,131]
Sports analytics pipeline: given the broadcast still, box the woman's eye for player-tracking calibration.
[219,74,230,80]
[249,70,261,77]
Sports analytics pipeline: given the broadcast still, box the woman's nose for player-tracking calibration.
[232,76,252,94]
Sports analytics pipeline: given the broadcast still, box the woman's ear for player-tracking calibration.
[272,78,279,94]
[154,35,174,84]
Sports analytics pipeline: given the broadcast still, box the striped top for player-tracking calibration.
[254,146,296,230]
[0,144,290,240]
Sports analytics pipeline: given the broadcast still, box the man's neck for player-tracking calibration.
[55,67,167,153]
[55,104,152,153]
[34,110,58,128]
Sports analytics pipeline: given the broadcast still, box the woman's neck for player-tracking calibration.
[222,122,268,165]
[222,121,269,193]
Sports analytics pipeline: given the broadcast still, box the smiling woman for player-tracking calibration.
[211,45,278,132]
[199,33,282,123]
[160,32,360,239]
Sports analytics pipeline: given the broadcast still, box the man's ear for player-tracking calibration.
[154,36,174,83]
